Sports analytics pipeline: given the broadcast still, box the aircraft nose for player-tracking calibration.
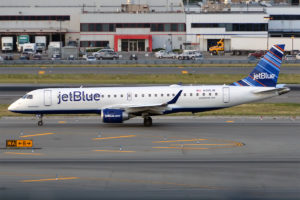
[8,102,17,111]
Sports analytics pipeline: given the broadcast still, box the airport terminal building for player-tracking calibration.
[0,0,300,52]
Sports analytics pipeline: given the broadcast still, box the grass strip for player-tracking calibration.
[1,103,300,118]
[0,74,299,84]
[0,63,300,68]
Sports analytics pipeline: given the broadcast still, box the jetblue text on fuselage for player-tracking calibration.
[58,91,101,104]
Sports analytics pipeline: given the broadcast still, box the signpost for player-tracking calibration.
[6,140,33,148]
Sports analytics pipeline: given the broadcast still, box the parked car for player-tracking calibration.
[177,50,203,60]
[155,50,177,59]
[3,54,13,60]
[51,54,61,60]
[130,54,138,60]
[98,52,119,60]
[86,56,97,62]
[92,49,115,58]
[32,54,42,60]
[68,55,75,60]
[296,53,300,60]
[19,54,30,60]
[248,51,266,59]
[284,55,296,61]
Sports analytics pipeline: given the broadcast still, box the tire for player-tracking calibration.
[38,121,43,126]
[143,117,152,127]
[178,56,182,60]
[191,56,195,60]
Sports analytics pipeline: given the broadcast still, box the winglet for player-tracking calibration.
[167,90,182,104]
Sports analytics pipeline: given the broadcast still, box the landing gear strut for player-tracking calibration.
[143,116,152,127]
[36,114,44,126]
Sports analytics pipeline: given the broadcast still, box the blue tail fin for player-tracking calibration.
[231,44,285,87]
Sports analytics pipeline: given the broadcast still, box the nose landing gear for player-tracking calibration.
[36,114,44,126]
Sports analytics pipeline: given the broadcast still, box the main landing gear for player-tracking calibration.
[36,114,44,126]
[143,116,152,127]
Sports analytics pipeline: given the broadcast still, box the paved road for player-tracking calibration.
[0,117,299,200]
[0,66,299,75]
[1,84,299,104]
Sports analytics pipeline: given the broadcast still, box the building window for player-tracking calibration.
[191,23,268,32]
[270,15,300,20]
[0,15,70,21]
[80,41,109,47]
[81,24,89,32]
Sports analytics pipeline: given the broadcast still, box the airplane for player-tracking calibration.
[8,44,290,127]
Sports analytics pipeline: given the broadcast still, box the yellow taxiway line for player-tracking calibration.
[21,177,79,183]
[93,135,136,140]
[171,143,240,146]
[152,147,209,150]
[92,150,136,153]
[20,133,55,138]
[4,152,43,156]
[152,139,207,143]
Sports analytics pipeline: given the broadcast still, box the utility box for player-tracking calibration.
[62,46,78,59]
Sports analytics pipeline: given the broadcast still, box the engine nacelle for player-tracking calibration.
[101,109,129,123]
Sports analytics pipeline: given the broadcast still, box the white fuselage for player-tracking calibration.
[8,85,279,115]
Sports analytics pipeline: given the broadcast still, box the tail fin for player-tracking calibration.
[231,44,285,87]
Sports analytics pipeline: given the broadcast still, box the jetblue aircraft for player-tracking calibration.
[8,44,290,126]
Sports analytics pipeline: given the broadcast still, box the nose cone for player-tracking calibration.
[8,102,17,112]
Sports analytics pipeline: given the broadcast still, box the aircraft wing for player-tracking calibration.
[105,90,182,115]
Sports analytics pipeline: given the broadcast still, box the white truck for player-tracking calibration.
[35,36,47,53]
[23,43,36,54]
[230,37,300,55]
[48,41,62,49]
[1,37,13,51]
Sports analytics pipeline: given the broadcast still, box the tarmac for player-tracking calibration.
[0,117,299,200]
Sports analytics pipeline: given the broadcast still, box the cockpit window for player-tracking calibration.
[22,94,33,99]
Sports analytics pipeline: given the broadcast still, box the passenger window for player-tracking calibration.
[209,93,211,96]
[102,95,105,98]
[215,93,218,96]
[149,94,151,97]
[22,95,27,99]
[120,94,123,98]
[161,94,164,97]
[203,93,205,96]
[184,93,186,96]
[155,94,157,97]
[190,93,193,96]
[196,93,199,96]
[142,94,145,97]
[167,94,170,97]
[135,94,138,97]
[172,94,175,96]
[114,95,117,98]
[108,95,111,98]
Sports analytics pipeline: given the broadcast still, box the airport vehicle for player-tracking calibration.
[17,35,29,52]
[209,39,224,55]
[1,37,13,51]
[0,56,3,62]
[35,36,47,53]
[296,53,300,60]
[155,50,177,59]
[8,44,290,127]
[92,49,115,58]
[23,43,36,54]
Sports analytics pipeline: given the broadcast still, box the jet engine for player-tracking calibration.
[101,109,130,123]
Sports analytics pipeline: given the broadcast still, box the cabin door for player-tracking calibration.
[44,90,52,106]
[223,87,230,103]
[127,92,132,101]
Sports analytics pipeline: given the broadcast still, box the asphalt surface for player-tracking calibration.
[0,66,299,74]
[0,117,299,200]
[1,84,299,104]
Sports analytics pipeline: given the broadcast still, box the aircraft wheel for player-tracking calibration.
[143,117,152,127]
[38,121,43,126]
